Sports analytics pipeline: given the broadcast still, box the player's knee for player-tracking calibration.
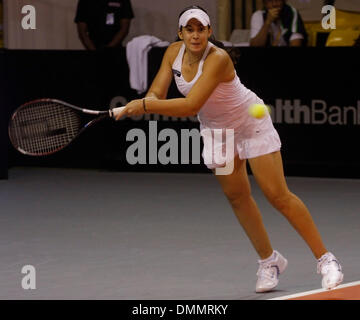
[223,187,251,206]
[268,191,292,212]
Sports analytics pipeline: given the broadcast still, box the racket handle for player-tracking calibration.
[110,106,126,119]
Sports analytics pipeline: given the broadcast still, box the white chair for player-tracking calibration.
[326,29,360,46]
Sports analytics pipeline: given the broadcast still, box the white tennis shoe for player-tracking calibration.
[317,252,344,290]
[255,250,288,293]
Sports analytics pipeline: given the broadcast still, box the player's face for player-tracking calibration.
[179,19,212,53]
[264,0,285,10]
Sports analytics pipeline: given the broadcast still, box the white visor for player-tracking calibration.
[178,9,210,29]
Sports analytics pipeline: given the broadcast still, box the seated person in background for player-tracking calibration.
[354,35,360,47]
[250,0,307,47]
[75,0,134,50]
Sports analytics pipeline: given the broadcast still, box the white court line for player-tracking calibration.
[268,280,360,300]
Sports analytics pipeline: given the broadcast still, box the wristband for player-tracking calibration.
[142,98,147,113]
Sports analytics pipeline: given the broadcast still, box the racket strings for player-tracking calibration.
[9,102,81,155]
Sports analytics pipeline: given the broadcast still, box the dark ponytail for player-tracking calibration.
[176,5,239,65]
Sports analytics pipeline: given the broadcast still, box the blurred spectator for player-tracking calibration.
[354,34,360,46]
[75,0,134,50]
[74,0,135,107]
[250,0,307,47]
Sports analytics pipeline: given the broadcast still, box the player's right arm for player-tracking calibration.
[145,42,181,100]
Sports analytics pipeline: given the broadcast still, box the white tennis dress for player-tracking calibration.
[172,42,281,169]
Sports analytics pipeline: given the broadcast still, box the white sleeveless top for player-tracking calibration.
[172,42,264,130]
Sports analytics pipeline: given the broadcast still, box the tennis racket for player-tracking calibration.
[8,98,125,156]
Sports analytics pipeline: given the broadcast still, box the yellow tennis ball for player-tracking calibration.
[248,104,270,119]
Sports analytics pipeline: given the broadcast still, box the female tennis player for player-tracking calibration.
[115,5,343,292]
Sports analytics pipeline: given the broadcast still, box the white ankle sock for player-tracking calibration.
[259,251,276,264]
[318,252,331,262]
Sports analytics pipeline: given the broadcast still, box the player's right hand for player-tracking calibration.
[112,106,128,120]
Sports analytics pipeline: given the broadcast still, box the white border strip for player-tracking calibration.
[268,281,360,300]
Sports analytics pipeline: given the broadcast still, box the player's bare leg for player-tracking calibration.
[214,156,288,292]
[248,151,343,289]
[214,157,273,260]
[248,151,327,259]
